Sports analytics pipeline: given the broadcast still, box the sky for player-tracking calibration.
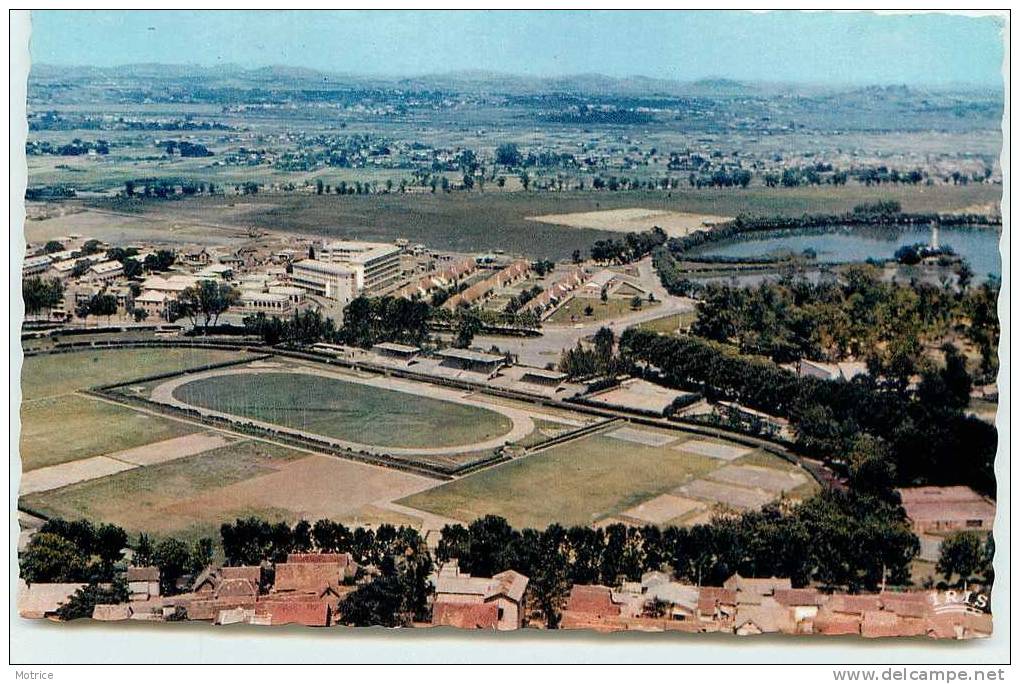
[29,10,1005,87]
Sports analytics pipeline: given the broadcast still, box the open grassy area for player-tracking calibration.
[398,433,725,528]
[546,295,659,325]
[20,348,250,400]
[78,183,1001,260]
[19,394,198,471]
[633,311,697,335]
[19,439,308,541]
[173,371,513,449]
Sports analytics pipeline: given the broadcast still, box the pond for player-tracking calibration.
[690,225,1002,280]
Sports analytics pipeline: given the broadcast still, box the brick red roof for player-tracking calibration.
[126,566,160,582]
[861,610,927,639]
[812,609,861,636]
[773,588,823,607]
[432,602,499,630]
[286,553,354,566]
[274,562,345,594]
[221,566,262,583]
[256,598,331,627]
[216,578,258,599]
[827,594,883,616]
[565,585,621,617]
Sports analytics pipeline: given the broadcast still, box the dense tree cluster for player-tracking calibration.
[619,328,997,494]
[590,227,667,264]
[19,519,127,584]
[690,266,995,369]
[558,326,621,379]
[131,533,214,595]
[339,296,432,348]
[175,281,240,331]
[55,578,130,621]
[243,309,337,346]
[22,277,64,315]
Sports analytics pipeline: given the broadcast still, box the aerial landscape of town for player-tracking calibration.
[14,10,1003,644]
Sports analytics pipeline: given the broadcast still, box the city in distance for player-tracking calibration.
[17,10,1002,643]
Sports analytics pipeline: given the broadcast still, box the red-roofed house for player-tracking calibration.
[432,602,500,630]
[431,561,529,631]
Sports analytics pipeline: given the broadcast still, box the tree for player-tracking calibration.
[20,533,88,584]
[453,309,482,348]
[89,293,118,324]
[630,295,643,310]
[134,534,155,567]
[178,280,239,332]
[153,538,195,595]
[937,531,988,583]
[337,572,406,627]
[43,240,64,253]
[56,578,129,621]
[495,143,522,167]
[143,250,176,272]
[22,277,63,316]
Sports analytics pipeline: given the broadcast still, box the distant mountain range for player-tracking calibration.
[31,62,999,99]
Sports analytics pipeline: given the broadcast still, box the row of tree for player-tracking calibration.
[618,327,997,495]
[590,227,667,264]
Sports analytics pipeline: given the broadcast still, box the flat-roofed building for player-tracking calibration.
[291,259,357,304]
[240,291,293,316]
[897,486,996,535]
[268,285,305,304]
[23,254,53,276]
[371,342,421,361]
[135,290,170,320]
[520,367,568,387]
[317,240,402,294]
[436,348,506,375]
[85,260,124,283]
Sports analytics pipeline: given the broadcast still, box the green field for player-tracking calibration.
[78,183,1001,260]
[173,371,513,448]
[547,295,659,325]
[633,312,697,335]
[20,394,197,471]
[19,439,307,541]
[21,348,250,400]
[19,348,251,470]
[398,433,724,528]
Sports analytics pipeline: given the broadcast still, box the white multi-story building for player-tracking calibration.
[290,259,357,304]
[316,240,401,294]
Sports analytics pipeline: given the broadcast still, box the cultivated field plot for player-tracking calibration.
[20,394,198,471]
[21,348,251,400]
[167,368,516,450]
[675,479,775,511]
[398,430,798,529]
[529,208,731,237]
[21,440,438,540]
[19,348,252,471]
[607,426,679,447]
[20,439,313,540]
[586,379,696,415]
[707,464,808,493]
[620,493,705,525]
[677,439,753,462]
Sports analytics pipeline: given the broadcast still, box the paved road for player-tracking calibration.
[478,257,696,367]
